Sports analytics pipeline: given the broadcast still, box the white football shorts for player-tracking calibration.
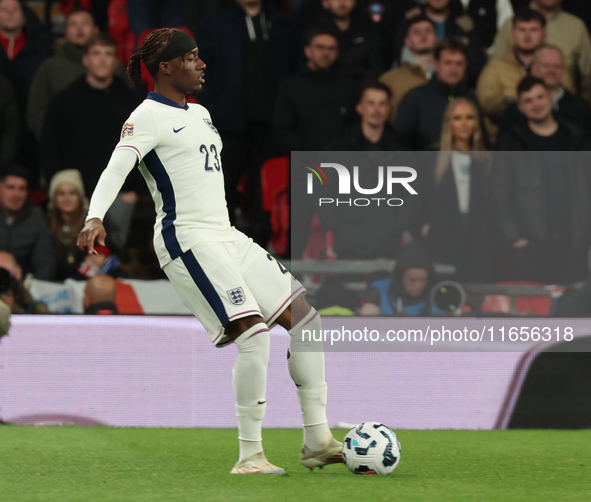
[162,228,304,346]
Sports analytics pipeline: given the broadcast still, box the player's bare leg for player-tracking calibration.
[275,295,344,470]
[226,315,284,474]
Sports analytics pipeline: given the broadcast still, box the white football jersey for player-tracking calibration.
[116,92,233,266]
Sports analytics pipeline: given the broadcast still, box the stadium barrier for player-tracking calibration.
[2,316,589,429]
[28,260,559,315]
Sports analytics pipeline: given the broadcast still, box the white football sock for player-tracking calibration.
[233,323,270,461]
[288,308,332,449]
[297,385,332,450]
[288,308,325,387]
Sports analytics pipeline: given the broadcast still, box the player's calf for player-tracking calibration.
[231,320,285,473]
[284,303,344,468]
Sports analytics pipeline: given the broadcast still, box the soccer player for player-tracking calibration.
[76,28,342,475]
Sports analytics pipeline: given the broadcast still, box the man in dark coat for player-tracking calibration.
[27,8,131,142]
[303,0,385,82]
[394,37,485,150]
[498,44,591,137]
[0,0,51,182]
[41,33,141,197]
[322,81,418,261]
[41,33,142,253]
[0,73,19,167]
[274,26,358,153]
[391,0,486,86]
[274,27,358,259]
[0,0,50,116]
[196,0,298,245]
[0,166,55,280]
[328,81,408,151]
[422,152,492,282]
[493,76,591,284]
[297,0,416,69]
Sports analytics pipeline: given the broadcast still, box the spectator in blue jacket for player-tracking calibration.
[360,240,442,316]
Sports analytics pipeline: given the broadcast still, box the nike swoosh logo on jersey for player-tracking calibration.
[173,126,186,133]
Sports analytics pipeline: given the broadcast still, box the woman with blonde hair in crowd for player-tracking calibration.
[47,170,88,281]
[422,98,493,282]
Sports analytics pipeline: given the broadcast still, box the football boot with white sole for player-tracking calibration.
[300,436,344,471]
[230,452,285,474]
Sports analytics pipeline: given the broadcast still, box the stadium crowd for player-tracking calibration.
[0,0,591,316]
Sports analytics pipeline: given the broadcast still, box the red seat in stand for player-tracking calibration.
[260,156,289,256]
[480,281,552,316]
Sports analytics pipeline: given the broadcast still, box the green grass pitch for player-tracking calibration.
[1,426,590,502]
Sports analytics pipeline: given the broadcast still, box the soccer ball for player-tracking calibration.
[342,422,401,475]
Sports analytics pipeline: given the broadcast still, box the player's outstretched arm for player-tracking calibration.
[79,147,139,254]
[77,218,107,255]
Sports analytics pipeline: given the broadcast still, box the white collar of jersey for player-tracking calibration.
[147,92,189,111]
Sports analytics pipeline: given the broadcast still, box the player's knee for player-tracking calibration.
[289,306,322,350]
[277,293,312,330]
[234,323,271,361]
[226,314,265,341]
[290,294,314,328]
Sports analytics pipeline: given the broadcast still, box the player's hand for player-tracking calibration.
[77,218,106,255]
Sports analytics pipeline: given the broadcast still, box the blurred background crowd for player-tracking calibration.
[0,0,591,318]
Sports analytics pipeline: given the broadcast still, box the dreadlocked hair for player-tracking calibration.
[127,28,182,84]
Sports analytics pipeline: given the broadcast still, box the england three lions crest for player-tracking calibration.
[203,118,220,135]
[227,287,246,305]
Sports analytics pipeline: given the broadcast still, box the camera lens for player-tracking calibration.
[432,281,466,313]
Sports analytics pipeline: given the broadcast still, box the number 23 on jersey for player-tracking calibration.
[200,143,220,172]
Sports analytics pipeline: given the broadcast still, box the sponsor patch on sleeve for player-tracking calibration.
[203,118,220,135]
[122,123,134,138]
